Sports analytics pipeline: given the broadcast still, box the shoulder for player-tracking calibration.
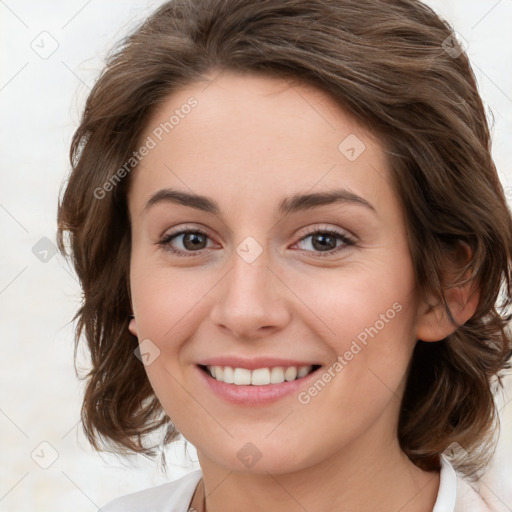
[100,469,203,512]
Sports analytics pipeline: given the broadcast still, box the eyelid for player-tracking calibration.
[295,223,355,241]
[160,223,212,240]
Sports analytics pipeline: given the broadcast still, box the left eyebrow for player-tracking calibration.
[142,187,376,216]
[278,189,376,216]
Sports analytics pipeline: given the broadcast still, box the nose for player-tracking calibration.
[209,251,292,340]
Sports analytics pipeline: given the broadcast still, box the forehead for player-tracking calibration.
[127,71,392,217]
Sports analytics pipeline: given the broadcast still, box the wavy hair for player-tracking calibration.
[57,0,512,479]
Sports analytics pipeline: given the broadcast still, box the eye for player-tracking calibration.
[292,226,355,257]
[156,224,356,258]
[157,227,216,257]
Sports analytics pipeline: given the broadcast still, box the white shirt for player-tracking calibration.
[100,457,499,512]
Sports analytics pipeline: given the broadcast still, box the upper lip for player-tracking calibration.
[197,357,321,370]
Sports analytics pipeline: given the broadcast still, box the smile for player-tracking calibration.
[202,365,320,386]
[197,362,323,405]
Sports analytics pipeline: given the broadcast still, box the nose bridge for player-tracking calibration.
[209,245,290,338]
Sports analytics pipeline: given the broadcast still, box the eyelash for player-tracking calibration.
[157,225,355,258]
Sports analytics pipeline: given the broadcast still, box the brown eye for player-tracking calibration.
[180,232,208,251]
[294,228,355,257]
[158,229,214,256]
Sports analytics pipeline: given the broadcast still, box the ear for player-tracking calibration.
[128,316,138,338]
[416,241,480,342]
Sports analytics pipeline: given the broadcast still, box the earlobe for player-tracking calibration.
[128,316,138,337]
[415,242,480,342]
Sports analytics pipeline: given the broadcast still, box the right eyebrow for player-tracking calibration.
[143,188,220,215]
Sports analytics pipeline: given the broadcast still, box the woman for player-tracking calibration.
[57,0,512,510]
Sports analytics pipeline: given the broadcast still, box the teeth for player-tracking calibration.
[270,367,285,384]
[233,368,252,385]
[284,367,297,381]
[251,368,270,385]
[223,366,234,384]
[206,365,314,386]
[297,366,310,378]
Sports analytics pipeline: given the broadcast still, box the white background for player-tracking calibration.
[1,1,511,511]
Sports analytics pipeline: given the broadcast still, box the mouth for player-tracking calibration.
[198,364,322,386]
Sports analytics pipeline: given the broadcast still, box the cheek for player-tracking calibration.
[296,260,417,395]
[130,269,205,430]
[291,277,416,458]
[130,258,211,338]
[129,264,218,407]
[298,260,414,344]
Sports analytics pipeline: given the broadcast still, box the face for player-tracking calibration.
[127,71,421,474]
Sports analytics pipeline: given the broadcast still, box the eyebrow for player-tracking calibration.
[143,187,376,216]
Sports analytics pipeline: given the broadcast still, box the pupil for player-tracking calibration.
[184,233,206,250]
[313,234,336,251]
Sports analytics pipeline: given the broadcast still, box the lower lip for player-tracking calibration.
[196,365,322,405]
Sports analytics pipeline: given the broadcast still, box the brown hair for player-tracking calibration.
[57,0,512,479]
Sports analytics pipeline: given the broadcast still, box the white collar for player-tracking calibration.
[432,456,458,512]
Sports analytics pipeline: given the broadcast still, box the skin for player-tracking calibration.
[127,70,478,512]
